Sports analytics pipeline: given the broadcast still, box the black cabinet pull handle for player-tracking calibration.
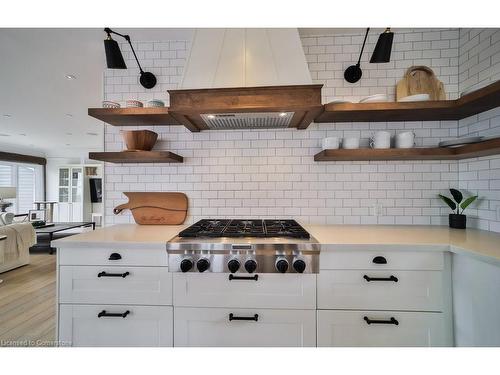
[364,316,399,325]
[98,310,130,318]
[108,253,122,261]
[372,256,387,264]
[98,271,130,278]
[363,275,398,282]
[229,313,259,322]
[228,274,258,281]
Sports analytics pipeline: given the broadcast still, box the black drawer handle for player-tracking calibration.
[228,274,258,281]
[372,256,387,264]
[229,313,259,322]
[363,275,398,282]
[98,310,130,318]
[98,271,130,278]
[364,316,399,325]
[108,253,122,260]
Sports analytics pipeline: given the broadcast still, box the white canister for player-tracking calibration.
[395,131,416,148]
[369,131,392,149]
[322,137,340,150]
[342,137,360,149]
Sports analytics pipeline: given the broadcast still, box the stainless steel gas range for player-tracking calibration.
[167,219,319,274]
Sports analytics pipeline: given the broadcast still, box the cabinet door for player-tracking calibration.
[317,310,450,347]
[174,307,316,347]
[58,305,173,347]
[57,203,71,222]
[173,273,316,309]
[318,270,443,311]
[59,266,172,305]
[71,202,83,222]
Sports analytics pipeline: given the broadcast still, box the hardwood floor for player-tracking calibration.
[0,253,56,347]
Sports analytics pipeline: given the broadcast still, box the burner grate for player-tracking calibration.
[179,219,310,239]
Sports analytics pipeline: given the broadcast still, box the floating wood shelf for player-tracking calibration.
[315,81,500,123]
[88,107,180,126]
[314,138,500,161]
[88,151,183,164]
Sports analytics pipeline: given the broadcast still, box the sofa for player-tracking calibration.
[0,222,36,273]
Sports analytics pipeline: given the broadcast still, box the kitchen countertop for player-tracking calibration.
[53,224,500,266]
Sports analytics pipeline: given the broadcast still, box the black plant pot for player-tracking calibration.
[449,214,466,229]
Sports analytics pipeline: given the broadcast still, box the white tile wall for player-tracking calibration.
[457,28,500,232]
[101,28,498,231]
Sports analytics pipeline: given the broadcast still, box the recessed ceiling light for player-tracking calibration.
[279,112,287,117]
[65,143,71,146]
[86,132,99,136]
[3,114,11,118]
[0,133,11,137]
[66,74,76,80]
[66,113,73,117]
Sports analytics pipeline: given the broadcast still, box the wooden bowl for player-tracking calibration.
[122,130,158,151]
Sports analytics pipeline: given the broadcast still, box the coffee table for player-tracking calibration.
[35,222,95,254]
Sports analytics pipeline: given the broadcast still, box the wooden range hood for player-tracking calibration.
[167,84,324,132]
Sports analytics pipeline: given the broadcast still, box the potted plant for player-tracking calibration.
[438,189,478,229]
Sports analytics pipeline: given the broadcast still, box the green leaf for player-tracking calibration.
[438,194,457,211]
[460,196,478,212]
[450,189,463,204]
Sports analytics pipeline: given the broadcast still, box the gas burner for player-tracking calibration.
[178,219,310,239]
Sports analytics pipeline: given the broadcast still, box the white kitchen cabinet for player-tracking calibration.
[59,304,173,347]
[318,270,443,311]
[174,307,316,347]
[317,310,450,347]
[59,265,172,305]
[173,273,316,309]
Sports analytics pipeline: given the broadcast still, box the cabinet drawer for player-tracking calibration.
[174,307,316,347]
[58,247,167,267]
[58,304,173,347]
[318,270,443,311]
[59,266,172,305]
[173,273,316,309]
[320,248,443,270]
[317,310,450,347]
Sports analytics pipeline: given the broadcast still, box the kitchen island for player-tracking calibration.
[53,224,500,347]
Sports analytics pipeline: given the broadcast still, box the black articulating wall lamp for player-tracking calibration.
[104,27,157,89]
[344,27,395,84]
[370,28,394,63]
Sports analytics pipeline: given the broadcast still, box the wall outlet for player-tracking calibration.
[370,203,383,216]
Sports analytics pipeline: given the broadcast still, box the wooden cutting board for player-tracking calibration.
[396,66,446,101]
[113,192,188,225]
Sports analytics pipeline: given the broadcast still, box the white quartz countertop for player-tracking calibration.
[53,224,500,265]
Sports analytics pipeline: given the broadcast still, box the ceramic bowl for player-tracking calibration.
[102,100,120,108]
[126,100,144,108]
[146,99,165,108]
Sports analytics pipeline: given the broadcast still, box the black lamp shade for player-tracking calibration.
[370,29,394,63]
[104,38,127,69]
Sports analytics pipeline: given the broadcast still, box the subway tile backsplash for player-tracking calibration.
[102,28,500,232]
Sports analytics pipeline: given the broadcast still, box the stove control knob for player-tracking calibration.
[180,258,193,273]
[244,259,257,274]
[228,259,240,273]
[275,258,289,273]
[293,258,306,273]
[196,258,210,273]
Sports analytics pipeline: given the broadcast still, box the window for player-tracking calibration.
[0,162,44,214]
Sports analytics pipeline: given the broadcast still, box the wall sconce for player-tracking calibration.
[104,27,157,89]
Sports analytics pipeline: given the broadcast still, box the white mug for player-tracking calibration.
[322,137,340,150]
[369,131,391,149]
[342,137,360,149]
[395,131,416,148]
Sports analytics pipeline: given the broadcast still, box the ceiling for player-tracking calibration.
[0,27,370,158]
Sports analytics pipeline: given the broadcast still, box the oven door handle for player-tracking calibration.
[228,274,258,281]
